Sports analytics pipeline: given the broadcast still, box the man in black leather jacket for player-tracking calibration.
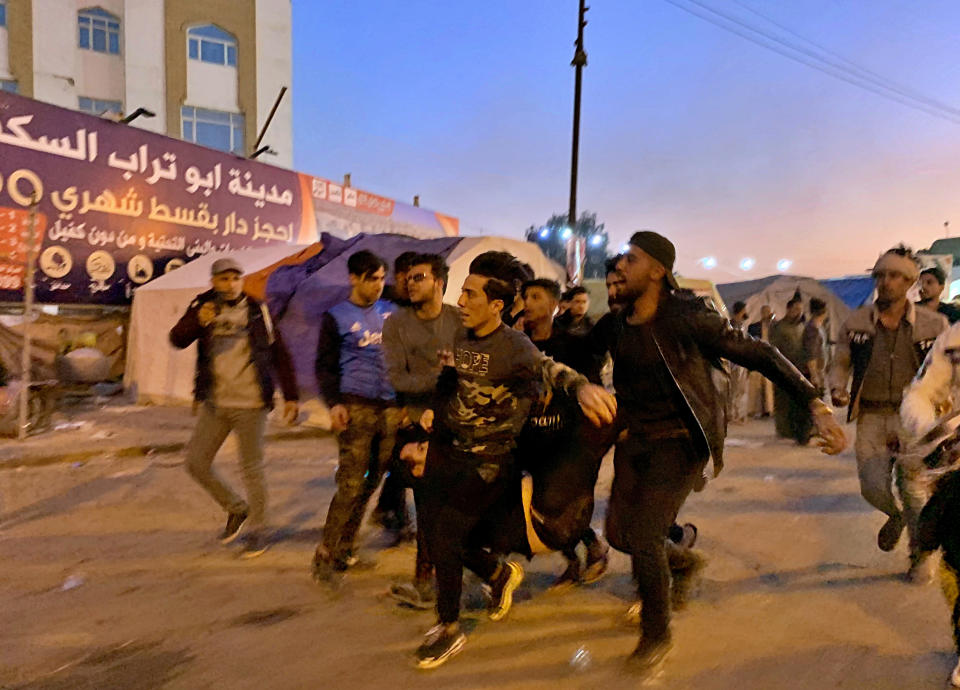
[593,231,846,674]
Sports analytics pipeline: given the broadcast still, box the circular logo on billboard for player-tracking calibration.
[165,258,185,274]
[127,254,154,284]
[86,250,116,281]
[39,246,73,279]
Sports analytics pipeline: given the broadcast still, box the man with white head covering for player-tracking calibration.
[830,245,947,580]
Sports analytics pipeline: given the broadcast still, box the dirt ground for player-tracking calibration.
[0,418,955,689]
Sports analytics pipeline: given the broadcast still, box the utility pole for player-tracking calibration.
[568,0,588,229]
[18,196,39,440]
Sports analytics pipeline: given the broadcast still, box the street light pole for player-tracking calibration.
[568,0,588,229]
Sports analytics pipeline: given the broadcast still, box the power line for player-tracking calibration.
[662,0,960,125]
[720,0,960,117]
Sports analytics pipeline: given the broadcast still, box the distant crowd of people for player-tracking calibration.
[167,234,960,686]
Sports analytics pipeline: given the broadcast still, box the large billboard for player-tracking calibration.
[0,92,457,304]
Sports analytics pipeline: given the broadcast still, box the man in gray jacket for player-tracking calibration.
[383,252,460,608]
[830,245,947,580]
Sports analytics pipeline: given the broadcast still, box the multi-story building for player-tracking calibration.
[0,0,293,168]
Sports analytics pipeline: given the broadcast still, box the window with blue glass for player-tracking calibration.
[78,8,121,55]
[0,1,7,28]
[1,80,17,94]
[187,25,236,67]
[181,106,244,155]
[78,97,122,116]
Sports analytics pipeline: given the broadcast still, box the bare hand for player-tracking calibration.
[419,408,434,433]
[197,302,218,327]
[400,441,429,477]
[438,350,454,367]
[329,404,350,432]
[282,401,299,426]
[830,388,850,408]
[811,401,846,455]
[577,383,617,427]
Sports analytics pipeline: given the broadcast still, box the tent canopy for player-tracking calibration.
[124,234,566,404]
[719,275,853,343]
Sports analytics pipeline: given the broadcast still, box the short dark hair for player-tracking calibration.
[468,251,528,312]
[522,278,561,301]
[518,262,535,283]
[605,255,624,277]
[567,286,588,298]
[347,250,387,278]
[786,295,803,308]
[732,301,747,315]
[409,253,449,287]
[922,265,947,286]
[394,251,419,274]
[809,297,827,316]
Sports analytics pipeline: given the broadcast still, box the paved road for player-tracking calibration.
[0,420,954,689]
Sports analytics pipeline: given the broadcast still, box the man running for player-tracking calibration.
[409,251,616,669]
[596,231,845,674]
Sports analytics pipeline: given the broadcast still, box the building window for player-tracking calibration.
[181,106,244,155]
[78,7,121,55]
[78,97,122,116]
[0,1,7,28]
[1,80,17,94]
[187,25,237,67]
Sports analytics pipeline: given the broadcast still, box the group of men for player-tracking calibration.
[169,230,849,675]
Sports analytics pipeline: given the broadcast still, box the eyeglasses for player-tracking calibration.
[407,272,432,284]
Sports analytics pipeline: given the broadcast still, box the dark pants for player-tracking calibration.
[321,403,402,561]
[774,385,813,444]
[374,461,410,528]
[606,433,705,642]
[419,444,516,624]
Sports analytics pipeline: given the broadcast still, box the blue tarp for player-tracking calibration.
[276,233,462,396]
[820,276,874,309]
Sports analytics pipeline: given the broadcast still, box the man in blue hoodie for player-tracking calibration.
[312,250,403,580]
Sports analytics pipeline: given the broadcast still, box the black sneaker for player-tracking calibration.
[549,559,581,591]
[312,550,335,583]
[390,581,436,609]
[485,561,524,621]
[582,541,610,584]
[239,533,269,559]
[218,511,248,544]
[626,633,672,675]
[878,514,904,552]
[415,624,466,669]
[671,550,707,610]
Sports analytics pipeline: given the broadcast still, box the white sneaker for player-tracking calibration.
[950,658,960,688]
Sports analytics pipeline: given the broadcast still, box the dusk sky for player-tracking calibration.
[292,1,960,281]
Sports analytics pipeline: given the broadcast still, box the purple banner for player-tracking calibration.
[0,92,310,304]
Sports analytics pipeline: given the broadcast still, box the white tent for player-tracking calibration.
[124,236,565,406]
[442,236,566,304]
[124,245,308,405]
[740,275,852,343]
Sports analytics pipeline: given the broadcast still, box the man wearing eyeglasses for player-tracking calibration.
[382,253,461,608]
[830,245,947,581]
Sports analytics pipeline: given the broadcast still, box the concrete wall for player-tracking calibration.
[122,0,165,133]
[254,0,292,168]
[31,0,75,107]
[0,25,10,79]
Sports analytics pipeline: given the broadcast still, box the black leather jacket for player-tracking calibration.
[592,291,819,471]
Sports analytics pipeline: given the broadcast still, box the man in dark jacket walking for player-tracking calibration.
[597,231,846,674]
[170,258,299,558]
